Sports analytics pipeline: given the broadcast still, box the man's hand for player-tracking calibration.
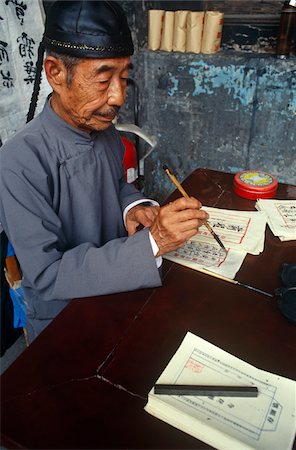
[150,197,208,256]
[126,204,160,236]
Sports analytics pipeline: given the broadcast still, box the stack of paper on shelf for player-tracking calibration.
[255,199,296,241]
[145,332,296,450]
[164,207,267,280]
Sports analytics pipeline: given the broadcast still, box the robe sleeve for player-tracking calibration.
[0,155,162,303]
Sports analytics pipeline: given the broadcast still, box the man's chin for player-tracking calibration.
[94,114,116,127]
[95,120,114,131]
[79,119,113,132]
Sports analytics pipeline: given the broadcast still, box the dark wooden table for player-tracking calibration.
[1,169,296,449]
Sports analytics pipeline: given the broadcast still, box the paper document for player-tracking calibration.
[198,207,267,255]
[164,239,246,280]
[164,206,267,280]
[256,200,296,241]
[145,332,296,450]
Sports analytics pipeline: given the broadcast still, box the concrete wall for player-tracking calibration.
[136,51,296,202]
[119,2,296,202]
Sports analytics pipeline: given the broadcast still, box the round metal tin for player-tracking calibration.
[234,170,278,200]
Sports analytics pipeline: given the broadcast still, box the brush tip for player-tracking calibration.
[162,164,168,171]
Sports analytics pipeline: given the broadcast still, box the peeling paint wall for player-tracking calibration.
[118,2,296,202]
[135,52,296,202]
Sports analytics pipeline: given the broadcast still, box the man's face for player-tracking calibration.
[54,56,131,132]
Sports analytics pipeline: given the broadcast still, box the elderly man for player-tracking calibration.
[0,1,207,343]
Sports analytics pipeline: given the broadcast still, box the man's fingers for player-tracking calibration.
[150,197,210,256]
[160,206,209,226]
[126,205,160,235]
[127,222,138,236]
[178,218,207,232]
[174,208,208,223]
[167,196,202,211]
[136,210,157,227]
[144,206,159,221]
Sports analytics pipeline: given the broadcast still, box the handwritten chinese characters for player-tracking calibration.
[195,206,267,254]
[256,199,296,241]
[0,0,51,143]
[5,0,27,26]
[164,206,267,280]
[171,241,227,268]
[0,1,35,89]
[17,32,36,83]
[277,203,296,228]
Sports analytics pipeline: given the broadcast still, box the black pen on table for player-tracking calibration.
[154,384,258,397]
[163,165,227,254]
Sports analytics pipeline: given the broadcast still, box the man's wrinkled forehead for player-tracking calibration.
[93,60,133,75]
[69,57,132,80]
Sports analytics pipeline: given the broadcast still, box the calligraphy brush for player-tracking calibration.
[163,165,227,254]
[195,267,274,298]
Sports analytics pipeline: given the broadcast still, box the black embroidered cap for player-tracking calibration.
[43,0,134,58]
[26,0,133,122]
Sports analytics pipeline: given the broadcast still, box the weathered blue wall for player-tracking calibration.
[118,2,296,202]
[135,51,296,202]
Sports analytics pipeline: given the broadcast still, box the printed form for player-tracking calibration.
[256,200,296,241]
[145,332,296,450]
[196,207,267,255]
[164,207,267,279]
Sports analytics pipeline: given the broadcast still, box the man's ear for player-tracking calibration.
[44,56,67,92]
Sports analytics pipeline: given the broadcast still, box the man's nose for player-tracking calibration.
[107,79,126,107]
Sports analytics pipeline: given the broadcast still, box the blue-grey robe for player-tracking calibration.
[0,98,162,342]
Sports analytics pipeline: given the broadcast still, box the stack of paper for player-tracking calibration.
[256,200,296,241]
[164,207,267,280]
[199,207,267,255]
[145,332,296,450]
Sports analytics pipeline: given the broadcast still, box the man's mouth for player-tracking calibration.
[98,114,115,122]
[95,107,120,121]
